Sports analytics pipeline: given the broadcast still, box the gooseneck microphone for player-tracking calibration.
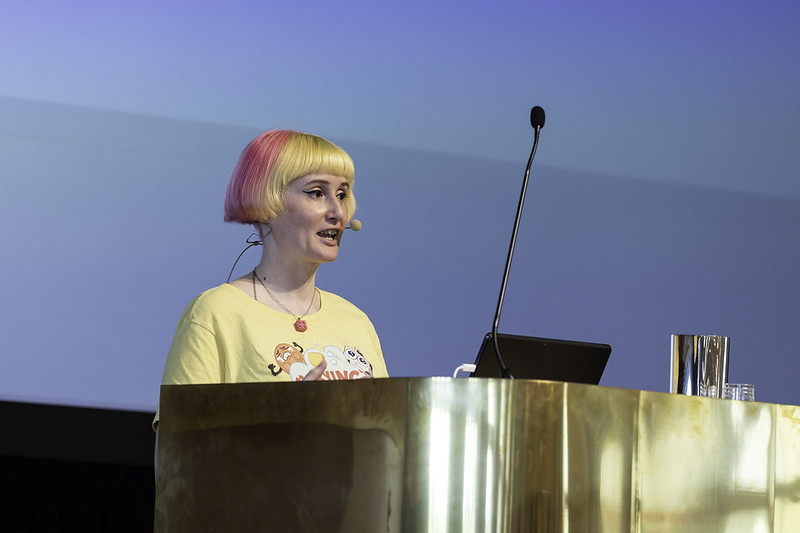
[491,106,546,379]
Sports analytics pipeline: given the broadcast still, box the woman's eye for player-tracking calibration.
[337,192,348,201]
[304,189,323,198]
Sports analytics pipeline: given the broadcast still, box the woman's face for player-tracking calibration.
[265,172,351,267]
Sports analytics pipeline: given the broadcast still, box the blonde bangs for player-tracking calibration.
[269,132,357,218]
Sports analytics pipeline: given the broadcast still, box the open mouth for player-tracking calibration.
[317,229,339,240]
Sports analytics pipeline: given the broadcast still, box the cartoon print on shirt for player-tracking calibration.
[343,346,373,377]
[272,341,374,381]
[267,363,282,377]
[273,342,305,375]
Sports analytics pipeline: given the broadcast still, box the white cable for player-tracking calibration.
[452,363,477,378]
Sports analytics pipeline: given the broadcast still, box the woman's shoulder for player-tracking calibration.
[193,283,247,303]
[181,284,251,318]
[318,289,369,318]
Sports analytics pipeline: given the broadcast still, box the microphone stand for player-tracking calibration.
[491,107,545,379]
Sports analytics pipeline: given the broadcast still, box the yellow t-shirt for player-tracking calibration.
[155,284,387,425]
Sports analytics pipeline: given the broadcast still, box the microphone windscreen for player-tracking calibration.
[530,106,546,129]
[347,219,362,231]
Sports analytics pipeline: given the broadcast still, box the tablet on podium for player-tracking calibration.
[470,332,611,384]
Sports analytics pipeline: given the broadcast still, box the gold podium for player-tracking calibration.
[155,378,800,532]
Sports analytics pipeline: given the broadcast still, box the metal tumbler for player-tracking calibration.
[670,334,730,398]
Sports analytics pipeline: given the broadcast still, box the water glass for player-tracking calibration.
[671,334,730,398]
[722,383,755,401]
[698,383,718,398]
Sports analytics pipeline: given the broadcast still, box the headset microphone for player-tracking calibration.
[345,219,362,231]
[227,220,363,282]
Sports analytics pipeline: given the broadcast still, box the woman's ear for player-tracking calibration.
[255,221,271,241]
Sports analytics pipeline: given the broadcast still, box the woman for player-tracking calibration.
[155,130,388,426]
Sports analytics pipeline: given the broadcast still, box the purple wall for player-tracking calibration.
[1,1,799,409]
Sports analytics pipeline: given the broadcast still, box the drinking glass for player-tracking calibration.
[722,383,755,401]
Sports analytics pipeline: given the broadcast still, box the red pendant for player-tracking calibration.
[294,319,308,332]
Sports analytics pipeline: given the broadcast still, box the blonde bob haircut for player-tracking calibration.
[223,130,356,225]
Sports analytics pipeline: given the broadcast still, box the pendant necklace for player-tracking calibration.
[252,270,317,332]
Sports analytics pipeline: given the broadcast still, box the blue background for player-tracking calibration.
[2,0,799,410]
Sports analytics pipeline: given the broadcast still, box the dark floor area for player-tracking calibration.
[0,401,155,532]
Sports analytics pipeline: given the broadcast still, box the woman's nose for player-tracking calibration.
[327,198,344,220]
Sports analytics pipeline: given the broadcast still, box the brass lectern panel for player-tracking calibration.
[156,379,799,532]
[638,391,775,532]
[776,403,800,531]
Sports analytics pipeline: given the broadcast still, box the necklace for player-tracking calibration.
[252,270,316,332]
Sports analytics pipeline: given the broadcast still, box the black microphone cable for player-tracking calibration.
[225,220,363,282]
